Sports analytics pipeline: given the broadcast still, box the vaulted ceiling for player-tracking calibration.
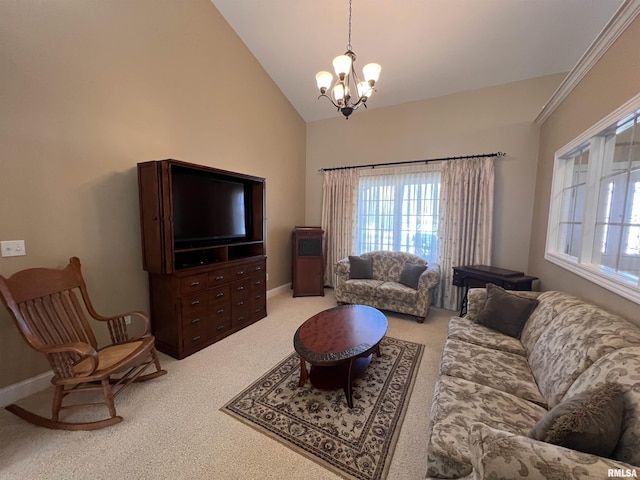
[211,0,624,122]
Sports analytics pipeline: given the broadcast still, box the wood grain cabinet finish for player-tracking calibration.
[137,159,267,359]
[292,227,325,297]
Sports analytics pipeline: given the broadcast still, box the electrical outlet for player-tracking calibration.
[1,240,26,257]
[266,273,269,281]
[124,315,132,325]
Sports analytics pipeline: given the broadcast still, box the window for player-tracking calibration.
[546,93,640,303]
[356,166,441,263]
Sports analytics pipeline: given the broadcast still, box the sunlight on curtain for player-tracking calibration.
[356,164,442,263]
[321,169,359,287]
[435,157,495,310]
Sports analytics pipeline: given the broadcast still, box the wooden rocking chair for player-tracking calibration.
[0,257,167,430]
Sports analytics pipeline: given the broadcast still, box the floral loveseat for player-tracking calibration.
[426,285,640,479]
[334,251,440,323]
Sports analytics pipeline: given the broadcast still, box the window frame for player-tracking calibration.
[545,92,640,304]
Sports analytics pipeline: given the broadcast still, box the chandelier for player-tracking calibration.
[315,0,381,119]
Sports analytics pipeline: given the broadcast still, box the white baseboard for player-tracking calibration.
[0,370,52,407]
[267,282,291,298]
[1,283,292,406]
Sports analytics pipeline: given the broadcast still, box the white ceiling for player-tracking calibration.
[211,0,624,123]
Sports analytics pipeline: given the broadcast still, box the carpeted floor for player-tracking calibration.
[0,289,452,480]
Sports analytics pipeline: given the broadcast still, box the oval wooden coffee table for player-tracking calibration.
[293,304,388,408]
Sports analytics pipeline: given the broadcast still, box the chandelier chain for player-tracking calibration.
[347,0,352,51]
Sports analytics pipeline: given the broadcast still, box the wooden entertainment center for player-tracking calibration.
[137,159,267,359]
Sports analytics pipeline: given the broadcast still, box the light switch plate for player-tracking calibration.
[1,240,26,257]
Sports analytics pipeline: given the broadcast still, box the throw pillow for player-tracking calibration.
[399,262,427,289]
[528,383,625,458]
[348,255,373,279]
[475,283,538,338]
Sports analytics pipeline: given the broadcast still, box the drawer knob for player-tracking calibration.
[191,318,201,324]
[216,325,226,331]
[216,292,225,298]
[216,308,224,314]
[215,275,224,280]
[190,281,200,287]
[237,270,245,275]
[237,301,244,306]
[237,286,244,291]
[192,335,201,342]
[255,266,262,271]
[238,316,245,321]
[191,300,200,306]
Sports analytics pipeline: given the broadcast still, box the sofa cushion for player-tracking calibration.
[520,290,585,355]
[475,284,538,338]
[529,383,624,457]
[563,346,640,466]
[447,317,526,356]
[440,339,547,406]
[340,279,384,297]
[398,262,427,289]
[426,375,547,479]
[374,281,418,304]
[528,305,640,408]
[348,255,373,279]
[469,423,637,480]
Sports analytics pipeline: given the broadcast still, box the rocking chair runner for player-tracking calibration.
[0,257,167,430]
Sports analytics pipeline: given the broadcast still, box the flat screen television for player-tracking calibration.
[171,167,251,247]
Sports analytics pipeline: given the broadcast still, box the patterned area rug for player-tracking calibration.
[221,336,424,480]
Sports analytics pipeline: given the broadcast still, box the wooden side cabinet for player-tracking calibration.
[292,227,325,297]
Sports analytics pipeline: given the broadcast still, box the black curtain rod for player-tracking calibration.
[319,151,506,172]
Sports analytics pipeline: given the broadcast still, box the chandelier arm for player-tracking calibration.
[317,93,341,110]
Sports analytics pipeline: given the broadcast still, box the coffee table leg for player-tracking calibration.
[344,358,355,409]
[298,356,309,387]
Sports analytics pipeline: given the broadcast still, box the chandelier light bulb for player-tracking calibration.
[333,83,346,104]
[316,71,334,94]
[332,55,352,78]
[357,81,372,99]
[362,63,381,84]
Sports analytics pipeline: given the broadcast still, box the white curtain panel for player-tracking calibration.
[321,168,359,287]
[435,157,495,310]
[357,164,442,260]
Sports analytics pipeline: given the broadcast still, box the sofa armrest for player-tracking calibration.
[418,262,441,290]
[468,423,638,479]
[465,288,488,321]
[335,257,350,281]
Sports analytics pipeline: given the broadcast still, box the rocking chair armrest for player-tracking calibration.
[44,342,99,376]
[94,310,151,340]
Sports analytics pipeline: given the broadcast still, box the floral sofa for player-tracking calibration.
[426,286,640,479]
[334,251,440,323]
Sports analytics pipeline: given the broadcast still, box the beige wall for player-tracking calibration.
[0,0,306,388]
[306,74,565,273]
[529,16,640,322]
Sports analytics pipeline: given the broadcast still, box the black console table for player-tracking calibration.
[452,265,538,316]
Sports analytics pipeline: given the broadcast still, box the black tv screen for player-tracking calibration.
[172,169,249,246]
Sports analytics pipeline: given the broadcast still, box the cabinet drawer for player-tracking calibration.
[181,311,208,328]
[232,306,251,327]
[251,274,266,294]
[181,293,208,316]
[232,279,250,297]
[208,268,230,287]
[249,260,266,274]
[211,314,232,338]
[180,274,208,295]
[209,285,230,304]
[251,297,267,319]
[183,320,214,350]
[228,264,251,280]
